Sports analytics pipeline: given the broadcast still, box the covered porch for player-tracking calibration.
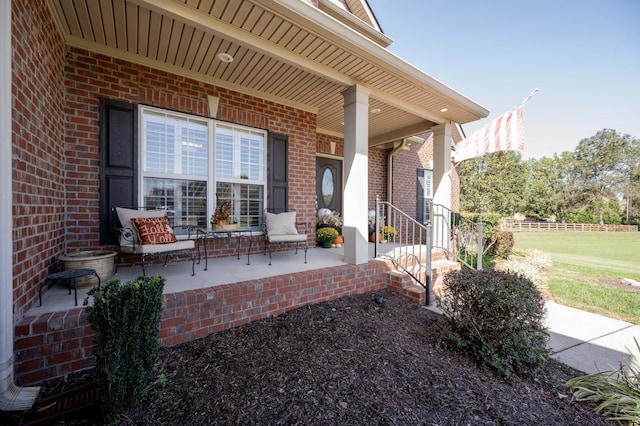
[31,245,370,316]
[4,0,490,409]
[15,246,405,386]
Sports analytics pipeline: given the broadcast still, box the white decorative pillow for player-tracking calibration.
[116,207,167,245]
[265,211,298,236]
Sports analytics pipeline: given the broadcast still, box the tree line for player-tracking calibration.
[458,129,640,225]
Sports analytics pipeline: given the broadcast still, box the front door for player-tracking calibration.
[316,157,342,214]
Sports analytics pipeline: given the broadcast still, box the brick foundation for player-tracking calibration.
[14,260,389,386]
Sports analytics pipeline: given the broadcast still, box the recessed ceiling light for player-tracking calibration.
[370,108,381,114]
[440,108,448,112]
[217,52,234,63]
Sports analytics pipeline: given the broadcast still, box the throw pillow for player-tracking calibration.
[265,211,298,236]
[131,216,178,245]
[116,207,167,245]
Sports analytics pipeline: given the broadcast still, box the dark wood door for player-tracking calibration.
[316,157,342,214]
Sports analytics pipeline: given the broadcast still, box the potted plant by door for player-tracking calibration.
[381,226,397,242]
[316,209,343,235]
[316,227,339,248]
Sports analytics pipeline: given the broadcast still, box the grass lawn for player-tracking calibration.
[513,232,640,324]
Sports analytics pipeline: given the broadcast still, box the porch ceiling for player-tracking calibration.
[47,0,488,146]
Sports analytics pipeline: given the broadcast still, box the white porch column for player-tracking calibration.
[0,0,40,410]
[432,122,452,210]
[342,85,370,265]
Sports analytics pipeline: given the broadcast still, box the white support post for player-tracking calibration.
[342,85,370,265]
[0,0,40,410]
[432,122,453,249]
[432,122,452,209]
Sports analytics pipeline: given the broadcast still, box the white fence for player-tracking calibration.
[501,220,638,232]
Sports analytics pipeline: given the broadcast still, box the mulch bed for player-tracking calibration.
[2,289,607,425]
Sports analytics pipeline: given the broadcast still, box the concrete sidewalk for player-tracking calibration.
[545,301,640,374]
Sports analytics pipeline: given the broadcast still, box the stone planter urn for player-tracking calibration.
[59,250,117,286]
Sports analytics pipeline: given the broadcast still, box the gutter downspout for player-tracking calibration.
[0,0,40,410]
[387,139,408,205]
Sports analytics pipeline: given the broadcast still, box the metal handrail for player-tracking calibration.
[375,197,432,303]
[428,201,483,270]
[372,198,483,304]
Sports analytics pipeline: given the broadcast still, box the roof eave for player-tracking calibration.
[317,0,392,47]
[257,0,490,123]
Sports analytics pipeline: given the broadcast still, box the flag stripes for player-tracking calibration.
[455,105,525,163]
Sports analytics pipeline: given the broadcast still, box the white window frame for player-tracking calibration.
[139,105,268,234]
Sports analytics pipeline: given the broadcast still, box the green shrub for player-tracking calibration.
[461,212,502,238]
[460,212,503,256]
[490,230,514,258]
[84,276,165,420]
[436,269,549,379]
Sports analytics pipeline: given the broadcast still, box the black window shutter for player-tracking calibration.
[99,98,138,245]
[416,168,425,223]
[268,133,288,213]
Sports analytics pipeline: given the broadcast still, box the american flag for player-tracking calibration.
[455,105,525,163]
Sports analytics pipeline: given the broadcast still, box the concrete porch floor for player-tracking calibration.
[29,243,385,316]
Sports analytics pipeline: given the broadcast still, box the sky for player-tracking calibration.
[367,0,640,159]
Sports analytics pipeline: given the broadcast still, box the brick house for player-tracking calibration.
[1,0,488,408]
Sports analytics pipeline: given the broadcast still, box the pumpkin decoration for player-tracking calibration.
[370,232,383,243]
[332,235,343,245]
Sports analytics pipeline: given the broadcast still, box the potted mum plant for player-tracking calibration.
[316,209,343,235]
[381,225,397,241]
[316,227,339,248]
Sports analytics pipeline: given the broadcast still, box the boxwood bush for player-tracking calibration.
[436,269,549,379]
[84,275,165,420]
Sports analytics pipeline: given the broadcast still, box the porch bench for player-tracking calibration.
[113,207,195,276]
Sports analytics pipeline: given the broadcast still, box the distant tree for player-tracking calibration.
[566,197,622,225]
[459,151,527,216]
[553,151,583,223]
[621,136,640,224]
[573,129,630,224]
[458,129,636,225]
[524,155,565,220]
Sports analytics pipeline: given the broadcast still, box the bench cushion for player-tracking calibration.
[119,239,194,254]
[268,234,307,243]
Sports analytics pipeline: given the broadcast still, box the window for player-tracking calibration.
[140,106,267,234]
[422,169,433,224]
[214,124,265,228]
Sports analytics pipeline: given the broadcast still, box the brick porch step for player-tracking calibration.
[387,259,460,305]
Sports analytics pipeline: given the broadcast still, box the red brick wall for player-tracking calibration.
[368,146,389,209]
[14,261,389,385]
[316,136,388,212]
[11,0,66,321]
[316,133,344,157]
[64,47,317,253]
[391,134,460,216]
